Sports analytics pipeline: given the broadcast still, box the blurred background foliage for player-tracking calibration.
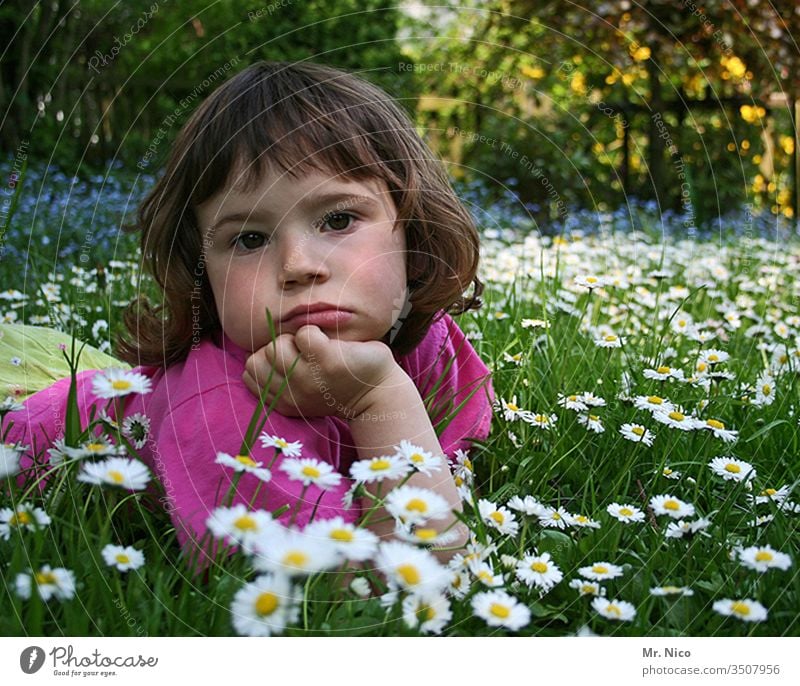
[2,0,800,230]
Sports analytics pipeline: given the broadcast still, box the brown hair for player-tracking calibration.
[117,61,483,367]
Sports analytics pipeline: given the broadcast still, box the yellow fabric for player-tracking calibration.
[0,324,129,400]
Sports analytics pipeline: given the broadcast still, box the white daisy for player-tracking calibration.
[650,585,694,597]
[15,565,76,601]
[64,435,120,460]
[579,561,624,581]
[595,333,624,348]
[699,349,730,365]
[712,598,768,623]
[206,504,276,548]
[394,440,444,476]
[633,394,676,413]
[259,434,303,457]
[0,442,24,478]
[215,452,272,483]
[515,551,563,591]
[303,517,378,562]
[649,494,696,520]
[278,457,342,490]
[660,466,681,480]
[507,494,546,516]
[495,395,533,422]
[737,545,792,573]
[101,544,145,572]
[569,578,606,596]
[349,454,412,484]
[558,393,589,412]
[643,365,685,381]
[538,506,573,529]
[580,392,607,407]
[393,523,460,547]
[754,486,791,505]
[592,597,636,621]
[652,408,700,431]
[230,573,301,636]
[526,412,558,430]
[375,540,450,599]
[700,418,739,443]
[250,525,340,577]
[503,351,524,366]
[619,423,655,446]
[571,513,601,529]
[577,413,605,433]
[468,560,506,588]
[752,371,776,407]
[708,456,756,483]
[385,485,451,525]
[0,397,25,414]
[92,368,152,398]
[477,498,519,536]
[121,413,151,450]
[664,517,711,539]
[77,457,151,490]
[0,503,51,539]
[402,592,452,635]
[447,568,471,599]
[574,274,607,289]
[606,503,645,524]
[471,590,531,631]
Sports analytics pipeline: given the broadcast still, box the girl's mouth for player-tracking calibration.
[281,309,354,330]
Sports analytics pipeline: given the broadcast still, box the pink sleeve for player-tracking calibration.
[399,312,495,461]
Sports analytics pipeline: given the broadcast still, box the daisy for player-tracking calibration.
[737,545,792,573]
[394,523,459,547]
[394,440,443,476]
[699,349,730,365]
[606,503,645,523]
[468,560,506,588]
[577,413,605,433]
[206,505,275,548]
[752,371,776,407]
[374,541,449,599]
[477,499,519,536]
[230,573,301,636]
[349,576,371,598]
[215,452,272,483]
[515,551,563,591]
[495,396,533,422]
[0,442,24,478]
[701,418,739,443]
[121,413,151,450]
[77,457,151,490]
[92,368,152,398]
[538,506,573,529]
[101,544,145,572]
[649,494,696,520]
[569,579,606,596]
[250,526,340,577]
[650,585,694,597]
[592,597,636,621]
[526,412,558,430]
[652,408,700,432]
[571,514,601,529]
[15,565,76,601]
[595,333,623,348]
[633,394,676,414]
[580,392,607,407]
[402,592,452,635]
[579,561,624,581]
[0,396,25,414]
[665,517,712,539]
[349,454,412,484]
[447,569,471,599]
[708,456,756,483]
[0,503,51,539]
[64,435,120,460]
[303,517,378,561]
[660,466,681,480]
[278,457,342,490]
[521,318,550,329]
[558,393,589,412]
[754,485,791,505]
[619,423,655,446]
[259,434,303,457]
[385,485,451,525]
[503,351,524,366]
[507,494,545,516]
[643,365,685,381]
[471,590,531,631]
[712,598,768,623]
[574,274,607,290]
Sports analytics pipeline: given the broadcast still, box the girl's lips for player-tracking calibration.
[282,309,354,330]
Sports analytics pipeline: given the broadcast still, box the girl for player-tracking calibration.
[6,61,494,560]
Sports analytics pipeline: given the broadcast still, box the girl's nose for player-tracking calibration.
[277,230,331,287]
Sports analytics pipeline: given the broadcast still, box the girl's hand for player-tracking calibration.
[242,325,403,420]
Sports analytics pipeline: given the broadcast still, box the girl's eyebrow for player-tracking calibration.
[207,191,381,234]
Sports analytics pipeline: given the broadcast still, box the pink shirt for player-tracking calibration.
[10,313,494,552]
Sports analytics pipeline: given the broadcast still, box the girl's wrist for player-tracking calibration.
[344,365,415,423]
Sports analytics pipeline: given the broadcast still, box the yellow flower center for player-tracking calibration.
[582,584,595,594]
[397,564,420,586]
[454,475,464,487]
[534,414,548,423]
[255,592,279,616]
[707,419,725,430]
[478,570,494,583]
[301,465,321,479]
[370,459,391,471]
[552,512,562,520]
[111,380,132,391]
[730,602,750,616]
[283,551,309,568]
[235,454,258,468]
[663,468,673,475]
[490,511,505,525]
[406,498,428,513]
[587,276,598,284]
[414,528,438,541]
[661,586,681,594]
[762,488,777,496]
[696,362,707,372]
[35,571,57,586]
[668,411,685,421]
[755,551,773,562]
[410,453,424,463]
[632,427,645,436]
[606,604,622,617]
[9,511,32,526]
[592,565,608,574]
[464,459,473,471]
[276,439,289,449]
[531,561,548,573]
[657,366,671,374]
[708,354,719,362]
[663,499,680,511]
[619,508,633,517]
[762,384,771,395]
[330,528,353,542]
[107,470,125,484]
[647,396,663,404]
[87,443,106,453]
[604,335,618,342]
[234,515,258,531]
[589,415,599,422]
[115,553,130,564]
[490,603,511,619]
[506,403,519,412]
[724,463,741,474]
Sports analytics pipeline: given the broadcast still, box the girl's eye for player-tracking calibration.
[234,232,267,251]
[322,212,354,232]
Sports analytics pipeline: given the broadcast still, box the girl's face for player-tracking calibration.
[196,166,408,352]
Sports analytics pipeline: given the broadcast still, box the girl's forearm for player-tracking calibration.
[347,368,468,561]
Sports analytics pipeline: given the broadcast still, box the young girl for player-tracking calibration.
[6,61,494,560]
